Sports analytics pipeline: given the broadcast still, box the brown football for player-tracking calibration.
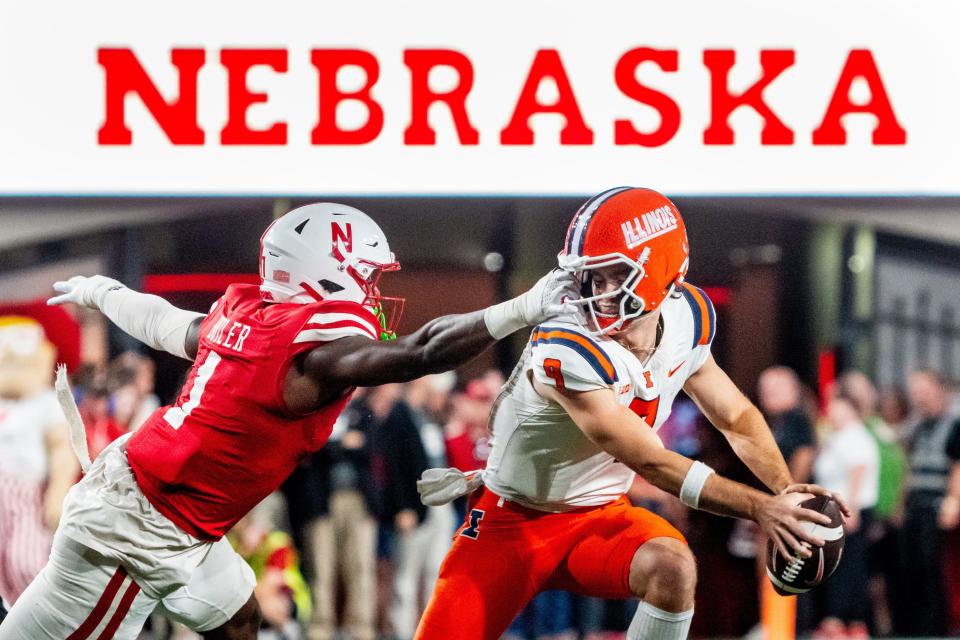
[765,494,845,596]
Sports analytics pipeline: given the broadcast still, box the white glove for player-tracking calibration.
[484,269,580,339]
[48,275,202,360]
[48,275,126,310]
[417,467,485,507]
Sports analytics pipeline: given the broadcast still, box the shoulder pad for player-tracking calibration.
[294,300,381,344]
[679,284,716,349]
[530,325,617,391]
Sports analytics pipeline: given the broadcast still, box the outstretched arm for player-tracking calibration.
[304,311,493,388]
[48,275,204,361]
[535,379,832,560]
[304,270,576,389]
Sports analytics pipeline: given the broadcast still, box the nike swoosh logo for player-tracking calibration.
[365,240,379,247]
[668,361,686,377]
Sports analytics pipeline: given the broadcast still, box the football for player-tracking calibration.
[765,495,845,596]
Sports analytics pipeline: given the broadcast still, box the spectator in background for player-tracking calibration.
[108,351,160,431]
[757,366,818,632]
[72,363,126,459]
[839,373,907,635]
[901,369,960,637]
[757,366,816,483]
[444,371,503,474]
[229,495,311,640]
[876,385,912,634]
[283,388,382,640]
[0,317,78,608]
[382,375,457,640]
[814,392,879,639]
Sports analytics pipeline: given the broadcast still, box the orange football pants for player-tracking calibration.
[414,487,685,640]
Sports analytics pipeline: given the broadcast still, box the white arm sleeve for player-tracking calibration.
[100,288,204,360]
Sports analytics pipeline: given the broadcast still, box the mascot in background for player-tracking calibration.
[0,316,78,610]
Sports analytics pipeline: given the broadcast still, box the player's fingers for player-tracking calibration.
[771,531,793,561]
[782,525,813,558]
[51,281,73,293]
[47,293,72,306]
[778,527,810,559]
[830,492,853,518]
[795,506,832,526]
[788,518,825,548]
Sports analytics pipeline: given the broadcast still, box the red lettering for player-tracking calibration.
[220,49,288,145]
[812,49,906,145]
[500,49,594,145]
[404,49,479,145]
[311,49,383,145]
[629,396,660,428]
[614,48,681,147]
[543,358,566,392]
[331,222,353,262]
[98,48,205,145]
[703,49,795,145]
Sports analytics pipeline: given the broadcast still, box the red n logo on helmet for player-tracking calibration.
[331,222,353,262]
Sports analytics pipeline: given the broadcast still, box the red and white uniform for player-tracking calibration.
[1,284,381,640]
[126,283,382,540]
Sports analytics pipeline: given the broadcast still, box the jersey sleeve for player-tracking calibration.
[679,284,716,373]
[293,301,382,344]
[529,325,618,392]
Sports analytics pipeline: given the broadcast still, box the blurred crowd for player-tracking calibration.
[5,337,960,639]
[752,366,960,640]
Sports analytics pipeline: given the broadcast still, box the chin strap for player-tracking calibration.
[371,305,396,341]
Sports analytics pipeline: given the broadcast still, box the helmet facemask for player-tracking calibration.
[348,258,404,339]
[559,248,653,337]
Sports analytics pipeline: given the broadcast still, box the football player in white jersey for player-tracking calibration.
[414,187,848,640]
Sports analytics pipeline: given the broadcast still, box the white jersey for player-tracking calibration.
[484,284,716,512]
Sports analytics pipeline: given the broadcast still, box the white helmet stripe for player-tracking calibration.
[567,186,632,257]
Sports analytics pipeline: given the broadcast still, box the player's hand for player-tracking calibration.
[515,268,580,326]
[395,509,418,534]
[754,491,832,561]
[48,275,126,310]
[939,495,960,530]
[781,483,852,519]
[845,509,861,534]
[340,430,365,450]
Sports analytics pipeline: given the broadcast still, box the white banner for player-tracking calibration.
[1,1,958,195]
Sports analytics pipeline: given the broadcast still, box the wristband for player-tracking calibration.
[679,460,715,509]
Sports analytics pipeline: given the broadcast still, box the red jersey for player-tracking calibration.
[126,284,382,540]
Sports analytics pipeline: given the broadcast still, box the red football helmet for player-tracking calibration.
[558,187,690,335]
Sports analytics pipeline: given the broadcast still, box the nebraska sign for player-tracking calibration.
[0,1,957,195]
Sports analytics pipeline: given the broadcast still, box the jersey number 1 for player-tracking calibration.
[163,351,222,430]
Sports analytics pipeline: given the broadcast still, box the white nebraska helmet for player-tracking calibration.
[259,203,403,330]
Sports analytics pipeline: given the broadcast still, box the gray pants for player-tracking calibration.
[389,505,455,639]
[307,490,377,640]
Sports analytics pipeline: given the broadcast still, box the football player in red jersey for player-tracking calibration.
[0,203,574,640]
[414,188,850,640]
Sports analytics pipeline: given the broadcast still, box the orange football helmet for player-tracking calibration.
[558,186,690,335]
